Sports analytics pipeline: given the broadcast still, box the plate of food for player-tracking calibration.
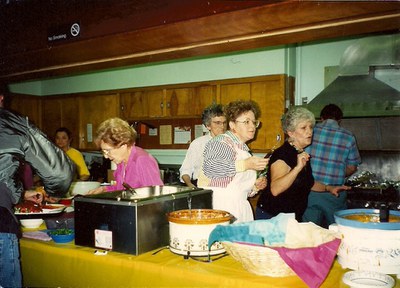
[14,201,66,216]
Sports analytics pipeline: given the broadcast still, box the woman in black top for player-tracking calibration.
[256,107,315,222]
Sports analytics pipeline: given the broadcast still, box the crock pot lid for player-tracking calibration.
[334,209,400,230]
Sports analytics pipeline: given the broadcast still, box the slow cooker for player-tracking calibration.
[333,208,400,277]
[168,209,232,257]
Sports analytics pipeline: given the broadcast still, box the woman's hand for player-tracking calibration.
[255,176,267,191]
[86,186,107,195]
[295,151,310,171]
[245,156,269,171]
[248,176,267,197]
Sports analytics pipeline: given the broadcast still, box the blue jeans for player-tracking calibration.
[0,233,22,288]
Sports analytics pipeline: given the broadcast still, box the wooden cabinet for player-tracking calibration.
[78,93,120,150]
[9,94,42,128]
[165,85,216,117]
[41,96,79,144]
[120,84,217,119]
[10,75,290,153]
[120,75,288,152]
[120,89,164,119]
[41,93,119,150]
[219,75,287,152]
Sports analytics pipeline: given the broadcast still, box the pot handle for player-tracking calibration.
[379,203,389,222]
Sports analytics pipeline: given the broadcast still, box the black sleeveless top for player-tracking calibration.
[257,141,314,222]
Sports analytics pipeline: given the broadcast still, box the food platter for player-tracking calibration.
[15,204,66,219]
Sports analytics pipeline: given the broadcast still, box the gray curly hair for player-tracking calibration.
[282,107,315,133]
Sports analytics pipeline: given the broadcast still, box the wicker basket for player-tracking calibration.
[222,241,296,277]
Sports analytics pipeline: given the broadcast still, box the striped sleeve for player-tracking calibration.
[202,139,236,179]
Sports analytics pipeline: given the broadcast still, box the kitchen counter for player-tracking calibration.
[19,235,399,288]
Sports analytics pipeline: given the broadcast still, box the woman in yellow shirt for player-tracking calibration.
[55,127,90,181]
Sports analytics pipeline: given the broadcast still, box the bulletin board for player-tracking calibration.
[130,118,205,149]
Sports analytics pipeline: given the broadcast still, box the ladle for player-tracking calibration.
[122,182,137,195]
[379,203,389,222]
[265,134,281,158]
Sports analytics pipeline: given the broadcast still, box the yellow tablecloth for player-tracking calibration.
[20,234,398,288]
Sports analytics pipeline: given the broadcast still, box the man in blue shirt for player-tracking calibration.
[303,104,361,228]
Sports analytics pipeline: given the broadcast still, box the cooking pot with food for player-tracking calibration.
[168,209,232,257]
[332,209,400,276]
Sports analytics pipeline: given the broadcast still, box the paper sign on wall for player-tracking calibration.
[195,125,205,139]
[174,126,191,144]
[159,125,172,145]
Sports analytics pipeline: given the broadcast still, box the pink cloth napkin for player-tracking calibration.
[272,238,341,288]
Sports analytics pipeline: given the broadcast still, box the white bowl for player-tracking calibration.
[69,181,101,195]
[20,218,44,229]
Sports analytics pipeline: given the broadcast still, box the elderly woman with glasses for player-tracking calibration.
[87,117,163,195]
[198,100,269,223]
[179,104,227,188]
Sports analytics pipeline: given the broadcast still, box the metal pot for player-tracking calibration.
[168,209,232,257]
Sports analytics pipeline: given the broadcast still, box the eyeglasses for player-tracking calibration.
[235,119,260,128]
[101,146,120,156]
[211,121,227,126]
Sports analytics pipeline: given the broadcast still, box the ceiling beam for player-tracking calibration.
[1,1,399,83]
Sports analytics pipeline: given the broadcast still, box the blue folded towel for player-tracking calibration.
[208,213,295,249]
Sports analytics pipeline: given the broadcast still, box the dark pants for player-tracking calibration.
[302,191,347,228]
[255,207,275,220]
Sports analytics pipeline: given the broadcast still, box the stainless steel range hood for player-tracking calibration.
[307,73,400,117]
[306,34,400,118]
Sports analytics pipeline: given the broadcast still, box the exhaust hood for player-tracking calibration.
[306,34,400,118]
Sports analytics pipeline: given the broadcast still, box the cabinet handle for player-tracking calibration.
[160,102,164,109]
[166,102,170,108]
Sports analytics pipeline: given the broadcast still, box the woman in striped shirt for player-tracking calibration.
[198,100,268,223]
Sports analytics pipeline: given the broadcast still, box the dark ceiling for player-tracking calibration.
[0,0,399,84]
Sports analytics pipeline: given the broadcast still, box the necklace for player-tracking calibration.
[289,141,304,154]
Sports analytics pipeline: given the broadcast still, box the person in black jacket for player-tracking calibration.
[0,84,74,287]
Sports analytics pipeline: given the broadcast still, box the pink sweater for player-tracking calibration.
[106,146,164,191]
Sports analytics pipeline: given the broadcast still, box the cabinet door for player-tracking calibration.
[9,94,42,128]
[250,78,285,151]
[220,83,251,104]
[196,85,217,113]
[41,97,61,140]
[79,94,120,150]
[120,90,164,119]
[165,85,216,117]
[41,96,80,145]
[219,76,286,152]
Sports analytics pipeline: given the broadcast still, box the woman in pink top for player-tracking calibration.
[87,118,163,194]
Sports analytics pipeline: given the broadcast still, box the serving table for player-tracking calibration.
[20,234,395,288]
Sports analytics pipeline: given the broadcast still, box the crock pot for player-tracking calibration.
[332,209,400,277]
[168,209,232,256]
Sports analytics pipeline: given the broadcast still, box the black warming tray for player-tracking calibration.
[74,185,212,255]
